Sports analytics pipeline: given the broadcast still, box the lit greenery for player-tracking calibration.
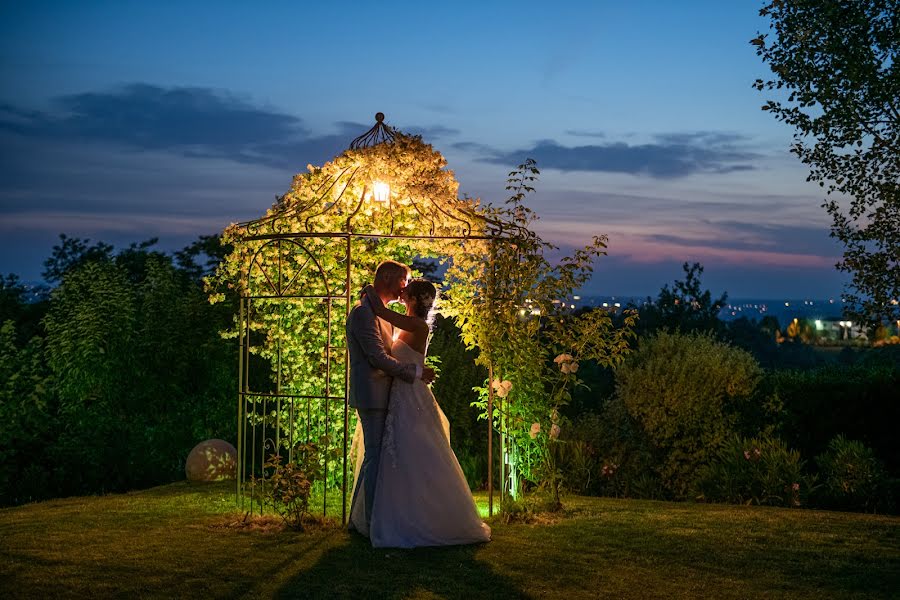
[446,160,637,497]
[254,441,332,530]
[211,137,636,497]
[1,237,237,506]
[615,331,770,498]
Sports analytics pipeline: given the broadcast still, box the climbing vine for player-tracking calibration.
[209,134,635,501]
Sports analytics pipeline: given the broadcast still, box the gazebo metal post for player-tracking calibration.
[487,363,494,517]
[500,395,505,505]
[324,287,332,516]
[236,297,245,507]
[343,233,352,525]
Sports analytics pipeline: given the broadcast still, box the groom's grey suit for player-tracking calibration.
[346,296,419,529]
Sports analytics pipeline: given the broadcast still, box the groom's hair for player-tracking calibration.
[374,260,410,284]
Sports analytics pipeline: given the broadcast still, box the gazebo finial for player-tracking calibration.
[349,112,396,149]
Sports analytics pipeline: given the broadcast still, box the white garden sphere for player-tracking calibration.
[185,439,237,482]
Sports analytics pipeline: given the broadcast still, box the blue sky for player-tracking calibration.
[0,1,846,297]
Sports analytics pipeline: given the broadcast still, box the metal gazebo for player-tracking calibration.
[231,113,522,522]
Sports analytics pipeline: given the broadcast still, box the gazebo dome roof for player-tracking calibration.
[234,115,516,241]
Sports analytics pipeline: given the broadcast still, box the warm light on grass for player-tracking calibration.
[3,483,899,598]
[473,491,493,518]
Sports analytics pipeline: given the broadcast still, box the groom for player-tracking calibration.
[346,260,434,533]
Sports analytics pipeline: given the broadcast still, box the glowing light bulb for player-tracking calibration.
[372,181,390,203]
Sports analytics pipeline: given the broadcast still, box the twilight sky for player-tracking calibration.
[0,1,846,297]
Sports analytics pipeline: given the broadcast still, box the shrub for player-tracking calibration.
[254,442,323,530]
[815,435,895,513]
[560,438,599,495]
[696,435,816,507]
[561,405,660,499]
[615,331,770,498]
[0,321,55,505]
[770,364,900,476]
[1,236,238,506]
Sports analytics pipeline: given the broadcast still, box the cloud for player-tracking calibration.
[0,84,371,169]
[0,85,468,171]
[514,186,840,275]
[641,221,841,258]
[451,140,498,154]
[564,129,606,138]
[477,131,760,178]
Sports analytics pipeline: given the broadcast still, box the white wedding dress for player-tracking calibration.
[351,339,491,549]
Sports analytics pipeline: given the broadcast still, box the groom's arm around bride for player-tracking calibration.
[348,296,419,387]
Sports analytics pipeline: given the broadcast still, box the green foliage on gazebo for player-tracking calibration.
[208,118,636,516]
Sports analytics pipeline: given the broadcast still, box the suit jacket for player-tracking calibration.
[346,297,417,410]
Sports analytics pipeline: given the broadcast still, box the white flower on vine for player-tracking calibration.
[561,361,579,374]
[491,378,513,398]
[550,424,561,440]
[529,422,541,439]
[553,353,574,364]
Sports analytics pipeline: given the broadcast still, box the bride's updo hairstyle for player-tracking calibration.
[405,279,438,326]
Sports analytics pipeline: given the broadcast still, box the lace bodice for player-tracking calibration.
[392,338,425,369]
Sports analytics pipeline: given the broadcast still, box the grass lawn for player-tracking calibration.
[1,482,898,599]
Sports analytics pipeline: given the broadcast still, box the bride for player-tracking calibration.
[350,279,491,548]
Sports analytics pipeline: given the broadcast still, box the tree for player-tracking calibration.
[42,234,114,283]
[752,0,899,324]
[634,262,727,335]
[174,234,232,282]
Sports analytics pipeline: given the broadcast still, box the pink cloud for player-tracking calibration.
[612,237,835,268]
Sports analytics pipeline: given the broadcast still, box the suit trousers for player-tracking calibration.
[352,407,388,527]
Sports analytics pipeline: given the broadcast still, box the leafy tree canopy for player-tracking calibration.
[752,0,899,324]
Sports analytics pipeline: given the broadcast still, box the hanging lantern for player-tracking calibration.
[372,180,390,203]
